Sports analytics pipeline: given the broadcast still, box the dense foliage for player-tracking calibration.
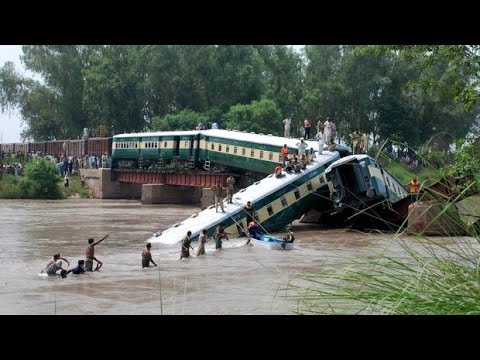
[0,45,478,148]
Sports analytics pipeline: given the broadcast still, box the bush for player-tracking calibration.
[23,157,62,199]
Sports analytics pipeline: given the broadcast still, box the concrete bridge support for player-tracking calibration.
[141,184,202,205]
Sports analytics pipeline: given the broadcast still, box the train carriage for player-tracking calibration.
[67,139,87,158]
[199,130,301,174]
[87,137,112,156]
[29,141,47,154]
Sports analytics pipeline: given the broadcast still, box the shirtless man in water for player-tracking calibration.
[85,234,109,271]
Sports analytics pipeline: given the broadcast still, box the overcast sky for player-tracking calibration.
[0,45,24,142]
[0,45,304,143]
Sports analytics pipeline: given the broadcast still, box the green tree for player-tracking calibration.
[152,109,206,131]
[23,157,62,199]
[224,98,282,134]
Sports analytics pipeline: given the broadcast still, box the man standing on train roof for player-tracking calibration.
[244,201,255,223]
[281,144,289,167]
[226,175,235,204]
[212,181,225,212]
[296,139,308,157]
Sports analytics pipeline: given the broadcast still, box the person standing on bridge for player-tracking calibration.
[212,181,225,213]
[282,116,292,138]
[226,175,235,204]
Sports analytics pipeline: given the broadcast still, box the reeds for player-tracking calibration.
[288,180,480,314]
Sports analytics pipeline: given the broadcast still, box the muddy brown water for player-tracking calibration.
[0,199,476,314]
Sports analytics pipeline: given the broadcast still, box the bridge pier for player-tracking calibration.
[141,184,202,205]
[80,169,142,199]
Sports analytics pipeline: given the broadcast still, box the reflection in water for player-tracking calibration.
[1,199,465,314]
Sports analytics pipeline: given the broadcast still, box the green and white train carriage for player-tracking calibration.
[148,149,343,245]
[198,129,309,174]
[112,131,201,169]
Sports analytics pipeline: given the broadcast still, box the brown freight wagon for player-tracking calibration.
[67,139,87,158]
[29,141,47,154]
[46,140,67,158]
[15,143,29,154]
[1,143,16,154]
[86,137,112,156]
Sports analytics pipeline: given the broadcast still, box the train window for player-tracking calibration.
[234,146,238,155]
[164,142,168,148]
[319,175,325,184]
[211,143,215,150]
[218,144,222,152]
[250,149,254,157]
[239,188,246,193]
[267,205,274,216]
[155,142,158,148]
[226,145,230,153]
[259,151,263,159]
[278,154,282,162]
[280,196,288,208]
[242,148,246,156]
[184,140,189,148]
[135,143,138,148]
[294,190,300,200]
[386,177,391,186]
[307,182,313,192]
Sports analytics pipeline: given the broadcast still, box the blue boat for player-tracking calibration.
[250,233,294,250]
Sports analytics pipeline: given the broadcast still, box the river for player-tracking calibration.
[1,199,473,315]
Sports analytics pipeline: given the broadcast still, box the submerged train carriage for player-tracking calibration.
[324,155,410,226]
[150,150,342,245]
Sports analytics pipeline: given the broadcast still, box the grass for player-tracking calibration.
[282,144,475,315]
[59,173,92,198]
[287,160,480,314]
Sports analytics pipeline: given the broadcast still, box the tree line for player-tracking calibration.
[0,45,478,148]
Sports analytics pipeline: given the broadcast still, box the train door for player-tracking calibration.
[174,136,180,157]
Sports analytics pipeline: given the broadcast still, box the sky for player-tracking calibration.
[0,45,24,143]
[0,45,304,143]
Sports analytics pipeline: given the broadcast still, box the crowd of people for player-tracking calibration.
[0,150,112,180]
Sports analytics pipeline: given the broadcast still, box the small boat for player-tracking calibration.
[250,234,294,250]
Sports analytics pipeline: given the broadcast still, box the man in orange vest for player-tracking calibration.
[407,177,420,201]
[280,144,289,167]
